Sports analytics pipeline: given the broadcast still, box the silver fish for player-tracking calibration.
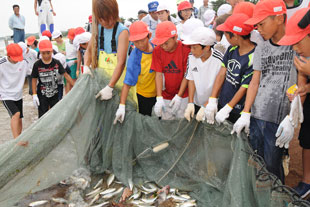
[129,190,141,200]
[86,187,102,197]
[89,194,100,206]
[179,194,191,200]
[141,185,157,193]
[93,178,103,189]
[107,174,115,187]
[51,197,67,204]
[91,202,109,207]
[169,194,188,202]
[28,200,48,206]
[128,178,133,191]
[102,187,124,199]
[178,201,196,207]
[141,196,157,204]
[100,188,116,195]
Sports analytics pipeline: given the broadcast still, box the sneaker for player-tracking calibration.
[294,182,310,198]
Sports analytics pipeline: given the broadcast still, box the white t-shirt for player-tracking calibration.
[185,49,223,106]
[287,0,310,20]
[0,57,30,101]
[142,14,158,39]
[65,40,77,60]
[24,48,38,73]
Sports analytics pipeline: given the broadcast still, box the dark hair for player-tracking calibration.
[93,0,119,23]
[13,4,19,9]
[177,9,193,21]
[269,14,287,24]
[225,31,251,40]
[214,14,231,38]
[138,10,148,15]
[226,31,234,39]
[33,40,38,47]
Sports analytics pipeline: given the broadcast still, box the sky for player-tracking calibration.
[0,0,203,38]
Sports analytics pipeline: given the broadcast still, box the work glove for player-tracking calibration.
[215,104,233,124]
[289,95,303,128]
[184,103,195,122]
[196,106,205,122]
[275,115,294,149]
[32,94,40,108]
[169,94,182,114]
[205,97,218,124]
[154,96,165,117]
[113,104,125,124]
[231,112,251,136]
[83,65,93,78]
[95,85,113,100]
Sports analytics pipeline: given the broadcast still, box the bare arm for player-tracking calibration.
[120,84,131,105]
[210,67,227,98]
[76,51,81,77]
[34,0,38,15]
[177,78,188,97]
[32,78,37,95]
[297,71,308,104]
[243,70,261,113]
[155,72,163,97]
[64,72,75,86]
[84,37,93,67]
[188,80,196,103]
[228,87,247,108]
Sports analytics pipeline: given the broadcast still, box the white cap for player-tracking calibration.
[17,42,27,56]
[124,20,132,28]
[183,27,216,46]
[203,9,216,26]
[217,4,232,17]
[180,18,204,41]
[157,3,170,12]
[73,32,92,50]
[52,30,62,39]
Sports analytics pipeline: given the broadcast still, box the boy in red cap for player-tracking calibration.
[0,43,30,138]
[203,13,255,124]
[277,8,310,198]
[114,21,156,124]
[151,21,190,120]
[233,0,298,182]
[31,40,75,118]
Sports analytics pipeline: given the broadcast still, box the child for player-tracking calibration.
[52,30,66,55]
[156,3,178,25]
[0,43,30,138]
[203,13,255,124]
[31,40,75,118]
[182,27,223,121]
[65,28,77,93]
[142,1,159,39]
[151,21,190,120]
[232,0,297,183]
[114,21,156,124]
[26,36,39,52]
[177,1,193,38]
[277,8,310,198]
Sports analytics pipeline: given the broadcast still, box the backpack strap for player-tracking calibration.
[99,26,104,50]
[111,22,119,53]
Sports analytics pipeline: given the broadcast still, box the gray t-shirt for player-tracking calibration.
[251,40,297,124]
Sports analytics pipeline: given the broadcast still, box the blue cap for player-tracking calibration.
[148,1,159,12]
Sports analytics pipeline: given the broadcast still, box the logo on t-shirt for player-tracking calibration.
[163,60,180,74]
[192,67,198,72]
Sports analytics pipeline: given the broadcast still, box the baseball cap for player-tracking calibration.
[183,27,216,46]
[129,21,150,41]
[17,42,27,56]
[245,0,286,25]
[180,18,204,41]
[26,36,36,46]
[125,20,132,28]
[203,9,216,26]
[88,15,92,23]
[67,28,76,40]
[42,30,52,38]
[217,4,232,17]
[52,30,62,39]
[278,8,310,45]
[233,2,255,18]
[157,3,170,12]
[152,21,177,45]
[178,1,192,11]
[148,1,159,12]
[6,43,23,62]
[217,13,254,35]
[39,40,53,52]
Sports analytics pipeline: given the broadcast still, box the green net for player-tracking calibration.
[0,69,309,207]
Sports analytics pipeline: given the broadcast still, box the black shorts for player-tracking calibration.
[2,99,23,118]
[137,93,156,116]
[299,94,310,149]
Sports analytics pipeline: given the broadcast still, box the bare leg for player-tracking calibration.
[11,112,22,138]
[302,149,310,184]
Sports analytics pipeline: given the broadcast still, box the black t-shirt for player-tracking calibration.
[38,0,51,7]
[32,58,65,98]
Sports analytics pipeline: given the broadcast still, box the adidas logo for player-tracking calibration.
[192,67,198,72]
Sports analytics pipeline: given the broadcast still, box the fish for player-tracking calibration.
[152,142,169,153]
[51,197,67,204]
[141,185,157,194]
[100,188,116,195]
[107,174,115,187]
[141,196,157,204]
[128,178,133,191]
[178,201,196,207]
[86,187,102,197]
[90,201,109,207]
[89,194,100,206]
[179,194,191,200]
[28,200,48,206]
[102,187,124,199]
[131,200,142,205]
[169,194,189,202]
[129,190,141,200]
[93,178,103,189]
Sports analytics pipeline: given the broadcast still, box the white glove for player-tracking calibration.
[215,104,233,124]
[113,104,125,124]
[83,65,93,77]
[184,103,195,121]
[169,94,182,114]
[32,94,40,108]
[95,85,113,100]
[231,112,251,136]
[205,97,218,124]
[289,95,303,128]
[154,96,165,117]
[275,115,294,149]
[196,106,205,122]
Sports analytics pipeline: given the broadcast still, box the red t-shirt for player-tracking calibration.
[151,41,190,100]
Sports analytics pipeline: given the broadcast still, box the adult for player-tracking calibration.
[198,0,209,21]
[34,0,56,34]
[189,0,199,18]
[142,1,159,39]
[8,5,25,43]
[138,10,148,20]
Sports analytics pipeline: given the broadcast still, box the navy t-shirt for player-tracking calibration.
[218,45,255,114]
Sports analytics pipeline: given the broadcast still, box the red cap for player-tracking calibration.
[217,13,254,35]
[26,36,36,46]
[245,0,286,25]
[129,21,150,41]
[178,1,192,11]
[278,8,310,45]
[233,2,255,18]
[42,30,52,38]
[152,21,177,45]
[75,27,85,36]
[6,43,23,62]
[39,40,53,52]
[67,28,76,40]
[89,15,92,23]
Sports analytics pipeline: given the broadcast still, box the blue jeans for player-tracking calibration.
[13,28,25,43]
[249,117,284,183]
[58,84,63,100]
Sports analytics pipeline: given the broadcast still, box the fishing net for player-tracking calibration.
[0,69,309,207]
